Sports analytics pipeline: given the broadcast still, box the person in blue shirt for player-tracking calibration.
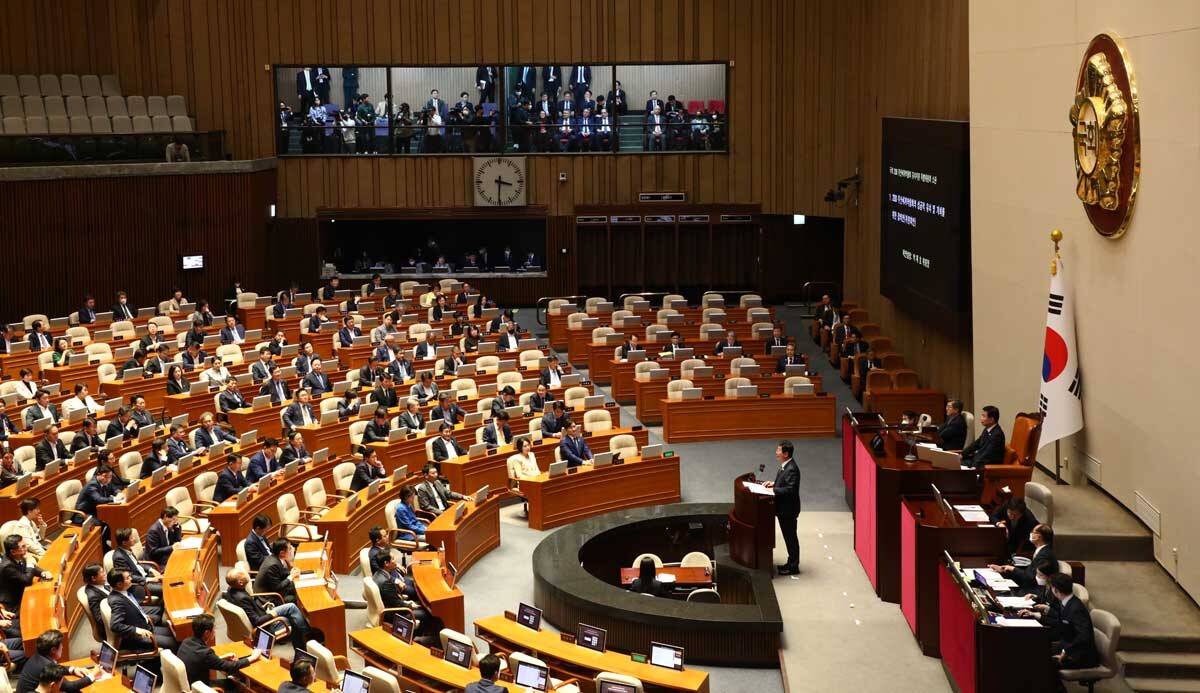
[393,486,427,541]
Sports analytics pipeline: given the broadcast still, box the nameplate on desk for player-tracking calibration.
[576,216,607,224]
[644,215,676,223]
[610,215,641,223]
[736,364,760,377]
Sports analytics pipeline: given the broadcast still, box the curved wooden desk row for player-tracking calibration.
[522,453,680,531]
[661,394,838,443]
[587,337,779,385]
[610,351,804,404]
[475,614,710,693]
[566,321,775,371]
[161,532,222,641]
[634,372,824,425]
[22,525,103,658]
[548,304,777,350]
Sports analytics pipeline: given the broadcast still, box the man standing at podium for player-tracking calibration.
[762,440,801,575]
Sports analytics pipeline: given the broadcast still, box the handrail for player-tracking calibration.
[800,281,842,312]
[615,291,670,305]
[535,295,589,326]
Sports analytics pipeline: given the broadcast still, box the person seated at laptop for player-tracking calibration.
[988,497,1040,554]
[629,556,670,597]
[416,462,466,515]
[937,400,968,450]
[713,330,741,355]
[989,522,1056,591]
[393,486,427,540]
[775,344,802,373]
[464,654,503,693]
[481,411,513,448]
[178,613,260,693]
[350,447,387,491]
[558,420,593,468]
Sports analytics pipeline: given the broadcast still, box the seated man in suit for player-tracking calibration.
[337,316,361,348]
[988,497,1040,555]
[430,393,467,425]
[372,374,401,410]
[619,334,642,359]
[166,423,195,462]
[242,515,273,571]
[182,342,209,372]
[272,293,292,319]
[1048,574,1100,670]
[34,425,69,471]
[301,358,332,397]
[0,535,53,620]
[541,400,570,438]
[857,345,883,380]
[246,438,283,482]
[283,389,317,429]
[250,347,276,382]
[107,568,178,653]
[361,408,392,444]
[110,527,163,601]
[143,506,183,566]
[540,355,566,387]
[431,423,467,463]
[527,383,555,413]
[74,465,122,523]
[763,326,788,354]
[70,418,102,453]
[558,420,593,468]
[414,332,439,360]
[350,447,387,491]
[278,430,309,466]
[495,324,520,352]
[119,350,148,378]
[218,315,246,345]
[140,438,173,479]
[491,387,519,419]
[374,333,399,365]
[254,538,300,604]
[713,330,742,355]
[991,522,1057,591]
[358,354,385,388]
[938,399,968,450]
[178,613,261,693]
[775,344,803,374]
[218,380,250,413]
[225,565,308,647]
[372,548,441,645]
[371,313,400,344]
[139,344,167,379]
[481,411,513,448]
[24,391,61,431]
[961,405,1006,468]
[409,371,439,405]
[399,398,425,432]
[415,463,465,516]
[213,454,249,503]
[82,563,114,640]
[26,321,52,351]
[831,315,860,354]
[17,630,100,693]
[387,351,415,383]
[260,366,292,405]
[306,306,329,334]
[196,412,237,448]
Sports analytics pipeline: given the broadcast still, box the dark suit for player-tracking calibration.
[1013,544,1057,590]
[414,341,438,360]
[85,583,113,638]
[0,556,39,610]
[833,323,860,345]
[475,65,497,103]
[250,360,274,382]
[371,387,400,410]
[213,467,248,503]
[857,356,883,380]
[108,589,177,651]
[361,420,390,444]
[75,478,117,517]
[541,66,562,98]
[387,357,414,382]
[713,338,742,355]
[219,389,249,413]
[143,519,182,565]
[645,98,664,114]
[302,370,332,397]
[539,367,565,387]
[962,425,1006,468]
[112,546,161,600]
[776,354,803,374]
[816,304,839,328]
[431,436,467,462]
[517,65,537,94]
[350,461,386,492]
[196,425,236,448]
[178,635,253,689]
[243,531,272,571]
[279,444,309,467]
[528,392,553,413]
[763,335,788,354]
[27,330,52,351]
[17,653,93,693]
[607,88,628,115]
[415,479,463,514]
[70,430,101,453]
[166,437,193,463]
[253,555,297,603]
[481,422,513,448]
[541,411,568,437]
[773,458,802,570]
[938,414,967,450]
[399,411,425,431]
[219,325,246,345]
[139,453,169,479]
[246,451,281,482]
[338,326,360,348]
[1057,596,1100,669]
[430,403,466,425]
[442,355,464,375]
[559,434,592,468]
[283,402,315,429]
[260,379,292,405]
[166,378,190,395]
[34,438,69,470]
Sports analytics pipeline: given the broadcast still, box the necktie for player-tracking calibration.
[429,482,445,511]
[277,383,285,400]
[301,406,311,426]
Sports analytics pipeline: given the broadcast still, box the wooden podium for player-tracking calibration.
[729,472,776,569]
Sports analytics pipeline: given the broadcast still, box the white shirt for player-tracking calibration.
[511,452,540,479]
[64,395,100,415]
[548,369,561,386]
[203,366,231,384]
[15,381,37,400]
[302,69,312,91]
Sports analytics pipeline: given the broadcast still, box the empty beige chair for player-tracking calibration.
[302,478,332,516]
[47,116,70,134]
[687,588,721,603]
[277,493,320,541]
[438,629,503,671]
[56,480,89,524]
[1,94,23,118]
[1058,609,1119,692]
[611,309,635,324]
[667,379,694,400]
[583,409,612,434]
[596,673,644,693]
[333,462,357,496]
[679,358,705,379]
[38,74,61,97]
[698,322,724,340]
[739,294,763,308]
[59,74,81,97]
[65,325,91,344]
[118,451,143,481]
[656,309,680,324]
[236,292,261,309]
[85,342,113,361]
[25,116,48,134]
[151,115,172,133]
[451,378,478,398]
[131,115,153,133]
[702,307,725,323]
[306,639,345,685]
[17,75,39,96]
[64,94,87,118]
[215,343,243,365]
[564,386,589,409]
[496,371,522,390]
[110,320,135,340]
[609,434,638,458]
[633,361,656,381]
[361,667,403,693]
[147,95,167,117]
[661,294,685,309]
[1024,482,1054,526]
[475,355,499,371]
[729,357,757,375]
[43,96,66,117]
[100,74,121,97]
[348,421,368,448]
[592,326,614,342]
[724,377,751,396]
[195,472,218,504]
[15,446,38,474]
[783,376,813,395]
[166,95,187,117]
[631,553,663,568]
[566,313,587,329]
[22,96,45,118]
[0,75,17,97]
[125,95,147,117]
[111,115,133,134]
[105,95,127,117]
[585,297,607,312]
[84,95,106,118]
[1,117,23,135]
[171,115,192,132]
[963,411,976,442]
[69,116,92,133]
[164,487,210,533]
[159,648,189,693]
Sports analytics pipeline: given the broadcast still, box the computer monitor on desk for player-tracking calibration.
[576,623,607,652]
[516,602,542,630]
[650,642,685,671]
[513,661,549,691]
[443,638,472,668]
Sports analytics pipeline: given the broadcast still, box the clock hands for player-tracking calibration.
[494,175,513,205]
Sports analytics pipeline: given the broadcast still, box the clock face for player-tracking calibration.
[473,157,527,206]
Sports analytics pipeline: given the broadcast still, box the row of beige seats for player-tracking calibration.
[0,94,187,120]
[0,73,121,98]
[1,114,192,135]
[549,292,766,313]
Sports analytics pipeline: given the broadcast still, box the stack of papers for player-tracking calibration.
[295,577,327,589]
[178,537,203,550]
[742,481,774,496]
[973,568,1019,592]
[997,595,1034,609]
[995,616,1042,628]
[954,504,991,523]
[170,606,205,619]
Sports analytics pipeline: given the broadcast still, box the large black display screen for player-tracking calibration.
[879,117,971,333]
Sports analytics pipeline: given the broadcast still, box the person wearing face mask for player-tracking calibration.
[1016,563,1062,621]
[988,523,1057,591]
[111,291,136,321]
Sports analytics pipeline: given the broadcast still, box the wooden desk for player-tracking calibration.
[900,497,1005,657]
[618,565,713,587]
[475,614,710,693]
[239,645,334,693]
[293,540,348,657]
[851,427,980,603]
[351,626,515,692]
[611,352,807,404]
[161,534,221,640]
[0,350,40,379]
[313,474,420,574]
[22,525,102,658]
[96,449,232,537]
[423,496,500,579]
[408,551,465,635]
[634,372,823,425]
[522,453,681,531]
[865,389,947,424]
[227,404,288,441]
[588,337,775,385]
[661,394,837,443]
[99,374,175,413]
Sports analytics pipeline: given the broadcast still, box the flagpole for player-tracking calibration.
[1050,229,1065,485]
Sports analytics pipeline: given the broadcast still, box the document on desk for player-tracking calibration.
[997,595,1034,609]
[996,616,1042,628]
[178,536,203,550]
[170,606,205,619]
[742,481,774,496]
[953,505,991,523]
[295,577,327,589]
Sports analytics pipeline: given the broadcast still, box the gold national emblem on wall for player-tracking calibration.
[1069,33,1140,238]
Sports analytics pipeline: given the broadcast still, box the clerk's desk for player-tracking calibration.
[21,524,103,658]
[661,393,837,443]
[521,452,680,530]
[160,532,221,640]
[939,555,1056,693]
[206,453,351,566]
[849,424,979,603]
[635,371,823,424]
[475,614,710,693]
[352,625,518,692]
[899,496,1006,657]
[864,388,947,425]
[611,351,806,403]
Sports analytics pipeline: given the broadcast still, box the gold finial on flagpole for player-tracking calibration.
[1050,229,1063,275]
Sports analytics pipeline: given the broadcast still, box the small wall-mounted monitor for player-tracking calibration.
[181,254,204,270]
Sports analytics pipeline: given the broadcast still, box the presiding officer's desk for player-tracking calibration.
[521,452,680,531]
[635,371,823,425]
[940,555,1056,693]
[661,393,837,443]
[476,614,711,693]
[899,496,1006,657]
[22,524,103,658]
[849,424,980,603]
[611,351,808,403]
[351,626,517,692]
[160,532,221,640]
